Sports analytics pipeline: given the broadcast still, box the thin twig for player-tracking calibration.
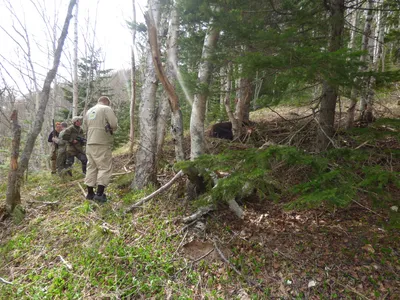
[285,118,314,145]
[192,248,215,263]
[111,171,133,177]
[172,230,188,258]
[354,140,370,149]
[213,240,264,291]
[352,199,383,217]
[0,277,13,285]
[58,255,72,270]
[77,182,86,199]
[27,200,60,205]
[312,117,339,149]
[266,105,295,124]
[213,240,242,276]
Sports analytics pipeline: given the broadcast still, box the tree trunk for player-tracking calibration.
[359,0,374,115]
[129,0,137,153]
[131,0,160,190]
[190,20,220,160]
[317,0,345,151]
[236,77,252,125]
[346,0,360,129]
[364,0,385,123]
[72,0,79,117]
[6,110,21,213]
[145,4,185,162]
[13,0,76,205]
[223,63,239,136]
[156,91,171,159]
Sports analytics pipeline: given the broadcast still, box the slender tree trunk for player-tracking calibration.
[190,19,219,160]
[129,0,137,153]
[146,4,185,162]
[223,63,239,136]
[359,0,374,114]
[365,0,385,122]
[156,91,171,158]
[9,0,77,213]
[167,1,184,161]
[132,0,160,190]
[317,0,345,151]
[346,0,360,129]
[6,110,21,213]
[219,67,226,121]
[72,0,79,117]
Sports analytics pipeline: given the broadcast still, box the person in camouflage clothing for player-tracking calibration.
[62,116,88,175]
[48,122,62,174]
[51,122,68,176]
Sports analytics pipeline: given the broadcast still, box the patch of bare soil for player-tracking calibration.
[204,196,399,298]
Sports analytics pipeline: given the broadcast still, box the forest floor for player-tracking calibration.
[0,99,399,299]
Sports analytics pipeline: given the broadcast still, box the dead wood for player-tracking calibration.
[126,170,184,213]
[182,205,215,223]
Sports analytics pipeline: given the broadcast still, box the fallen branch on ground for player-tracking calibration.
[77,182,86,199]
[182,205,215,223]
[58,255,72,270]
[27,200,60,205]
[0,277,13,285]
[213,240,264,291]
[228,199,244,219]
[125,170,184,213]
[111,171,134,177]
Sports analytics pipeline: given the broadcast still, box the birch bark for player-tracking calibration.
[129,0,137,153]
[132,0,161,189]
[190,18,219,160]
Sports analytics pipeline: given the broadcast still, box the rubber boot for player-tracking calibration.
[86,186,95,200]
[94,185,107,203]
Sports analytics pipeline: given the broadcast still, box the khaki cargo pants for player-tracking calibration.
[84,144,113,187]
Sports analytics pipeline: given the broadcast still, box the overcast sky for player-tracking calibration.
[0,0,147,92]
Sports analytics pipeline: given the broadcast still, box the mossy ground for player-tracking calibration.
[0,104,399,299]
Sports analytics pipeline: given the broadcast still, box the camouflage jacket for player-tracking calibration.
[62,125,85,155]
[53,129,67,153]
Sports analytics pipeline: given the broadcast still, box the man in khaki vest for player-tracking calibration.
[84,96,118,202]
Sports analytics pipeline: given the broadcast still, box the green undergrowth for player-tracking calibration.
[176,143,399,211]
[0,173,249,299]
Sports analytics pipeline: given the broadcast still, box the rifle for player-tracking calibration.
[76,136,87,144]
[105,122,113,135]
[52,119,58,148]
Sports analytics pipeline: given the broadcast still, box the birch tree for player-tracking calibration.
[346,0,361,129]
[147,0,185,162]
[72,0,79,117]
[6,0,77,213]
[190,15,220,160]
[132,0,161,189]
[129,0,137,153]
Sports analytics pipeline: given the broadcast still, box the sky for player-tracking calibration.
[0,0,147,93]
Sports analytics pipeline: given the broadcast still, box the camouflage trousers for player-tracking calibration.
[56,150,67,175]
[65,152,87,175]
[50,149,57,173]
